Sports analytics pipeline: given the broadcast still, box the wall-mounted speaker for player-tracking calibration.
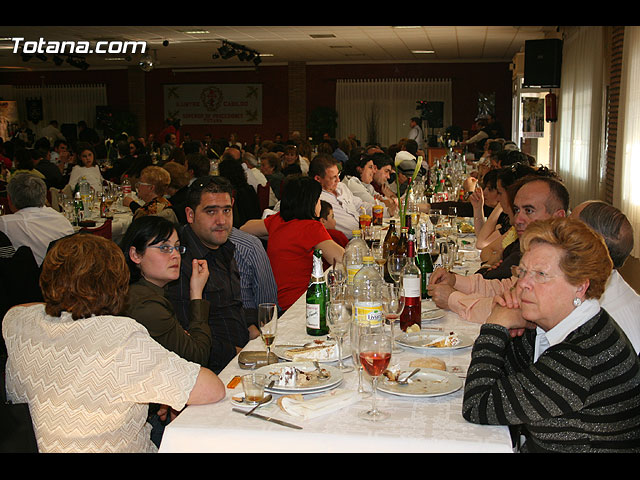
[421,101,444,128]
[523,39,563,88]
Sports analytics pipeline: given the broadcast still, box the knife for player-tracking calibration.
[232,408,303,430]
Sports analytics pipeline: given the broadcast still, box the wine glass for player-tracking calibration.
[258,303,278,365]
[327,262,346,288]
[327,299,354,372]
[387,254,406,286]
[350,321,369,395]
[371,242,386,276]
[447,206,457,231]
[381,283,405,353]
[429,209,442,232]
[358,330,392,421]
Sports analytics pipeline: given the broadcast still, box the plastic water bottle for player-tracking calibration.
[343,230,369,285]
[352,256,384,328]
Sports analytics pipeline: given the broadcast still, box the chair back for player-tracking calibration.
[256,183,271,213]
[49,187,61,212]
[79,218,112,240]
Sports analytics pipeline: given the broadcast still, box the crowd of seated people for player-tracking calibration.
[2,121,640,453]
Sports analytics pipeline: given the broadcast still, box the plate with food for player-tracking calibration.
[396,331,474,350]
[254,362,343,394]
[378,367,463,397]
[272,340,350,363]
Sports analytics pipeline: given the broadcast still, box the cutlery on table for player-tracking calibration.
[233,408,303,430]
[397,368,420,385]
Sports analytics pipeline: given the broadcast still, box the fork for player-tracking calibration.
[397,368,420,385]
[313,361,330,378]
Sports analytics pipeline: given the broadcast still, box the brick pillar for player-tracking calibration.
[127,66,146,137]
[288,62,307,138]
[605,26,625,204]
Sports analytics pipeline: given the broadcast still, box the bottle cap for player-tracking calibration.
[352,229,362,235]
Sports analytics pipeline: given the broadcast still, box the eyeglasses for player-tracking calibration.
[510,265,558,284]
[148,245,186,255]
[136,181,153,188]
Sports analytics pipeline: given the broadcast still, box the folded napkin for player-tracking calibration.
[278,389,361,420]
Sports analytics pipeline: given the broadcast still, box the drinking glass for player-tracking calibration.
[381,283,405,353]
[387,254,406,286]
[258,303,278,364]
[428,209,442,232]
[327,300,354,372]
[327,262,346,288]
[358,330,392,421]
[350,321,369,395]
[447,206,457,230]
[371,242,386,276]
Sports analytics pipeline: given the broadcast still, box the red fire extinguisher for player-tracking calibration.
[545,92,557,122]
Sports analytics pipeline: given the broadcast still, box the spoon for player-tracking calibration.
[397,368,420,385]
[313,361,330,378]
[244,394,273,416]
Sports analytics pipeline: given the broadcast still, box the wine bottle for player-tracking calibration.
[416,222,434,299]
[306,249,329,336]
[382,220,399,283]
[399,238,422,332]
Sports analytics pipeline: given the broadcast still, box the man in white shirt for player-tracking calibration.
[309,153,366,240]
[39,120,66,145]
[0,173,74,265]
[408,117,424,150]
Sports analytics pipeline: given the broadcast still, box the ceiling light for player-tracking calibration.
[393,26,422,29]
[181,29,210,34]
[138,52,155,72]
[411,50,435,54]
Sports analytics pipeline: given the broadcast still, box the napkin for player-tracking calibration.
[278,389,361,420]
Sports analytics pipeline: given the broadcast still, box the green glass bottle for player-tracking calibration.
[306,249,329,336]
[416,222,434,299]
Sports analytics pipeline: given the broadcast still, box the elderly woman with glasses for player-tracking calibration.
[123,165,178,224]
[121,215,212,367]
[462,217,640,453]
[2,233,224,453]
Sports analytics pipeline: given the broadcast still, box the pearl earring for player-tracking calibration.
[573,297,582,307]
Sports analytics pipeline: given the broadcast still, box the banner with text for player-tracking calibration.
[164,84,262,126]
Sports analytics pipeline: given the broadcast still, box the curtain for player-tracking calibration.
[9,84,107,138]
[555,26,607,208]
[614,26,640,258]
[336,78,452,148]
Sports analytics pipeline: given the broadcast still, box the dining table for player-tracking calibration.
[158,225,515,453]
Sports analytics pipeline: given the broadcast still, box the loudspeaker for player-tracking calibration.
[523,39,563,88]
[421,101,444,128]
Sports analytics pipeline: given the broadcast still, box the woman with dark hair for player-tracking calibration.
[240,175,345,311]
[218,157,261,228]
[121,215,212,366]
[67,142,104,192]
[2,233,224,453]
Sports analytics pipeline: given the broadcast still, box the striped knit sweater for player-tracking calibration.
[462,308,640,452]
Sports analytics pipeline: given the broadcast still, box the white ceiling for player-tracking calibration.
[0,25,559,72]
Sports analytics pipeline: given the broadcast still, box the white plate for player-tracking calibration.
[421,308,446,321]
[378,368,463,397]
[272,341,350,363]
[396,331,474,350]
[254,361,344,394]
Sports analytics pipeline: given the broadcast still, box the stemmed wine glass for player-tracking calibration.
[371,242,386,277]
[258,303,278,365]
[387,254,406,287]
[358,330,392,421]
[327,299,354,372]
[381,283,405,353]
[327,261,346,288]
[429,209,442,232]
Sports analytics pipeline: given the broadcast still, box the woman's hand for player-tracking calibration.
[486,289,536,336]
[123,196,135,207]
[189,259,209,300]
[469,186,484,211]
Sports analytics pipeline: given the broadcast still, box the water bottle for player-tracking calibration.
[343,230,369,285]
[352,256,384,328]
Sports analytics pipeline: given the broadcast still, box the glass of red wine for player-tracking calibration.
[358,330,392,421]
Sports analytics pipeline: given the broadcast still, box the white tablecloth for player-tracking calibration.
[159,240,513,453]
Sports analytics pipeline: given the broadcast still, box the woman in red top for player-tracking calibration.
[240,176,345,311]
